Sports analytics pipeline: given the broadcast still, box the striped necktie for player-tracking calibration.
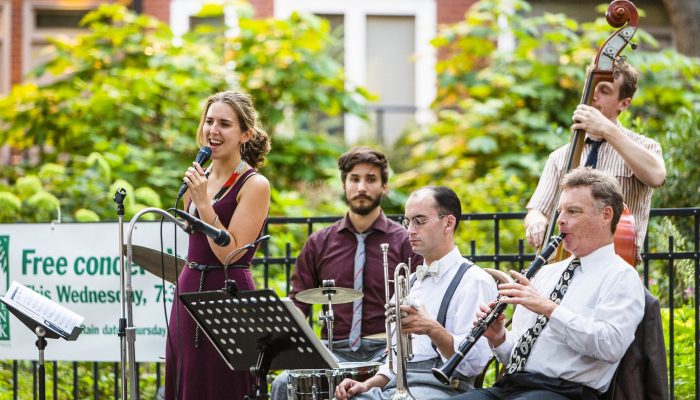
[349,231,372,351]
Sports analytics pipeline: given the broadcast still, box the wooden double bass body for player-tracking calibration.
[542,0,639,266]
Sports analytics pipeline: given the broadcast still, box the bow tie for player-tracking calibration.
[416,261,440,281]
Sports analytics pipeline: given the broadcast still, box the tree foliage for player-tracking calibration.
[388,0,700,257]
[393,0,700,223]
[0,4,369,222]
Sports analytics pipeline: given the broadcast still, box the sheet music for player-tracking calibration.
[2,281,84,338]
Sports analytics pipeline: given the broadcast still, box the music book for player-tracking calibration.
[1,281,84,340]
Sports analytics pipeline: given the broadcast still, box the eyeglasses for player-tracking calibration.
[401,215,446,229]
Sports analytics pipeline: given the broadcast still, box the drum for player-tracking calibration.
[287,361,382,400]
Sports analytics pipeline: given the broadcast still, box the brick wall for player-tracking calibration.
[248,0,273,18]
[437,0,476,26]
[10,0,22,85]
[142,0,169,23]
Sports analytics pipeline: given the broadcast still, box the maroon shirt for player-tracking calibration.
[290,212,420,340]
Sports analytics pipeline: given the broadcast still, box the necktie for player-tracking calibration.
[584,138,604,168]
[416,260,440,281]
[349,231,372,351]
[506,258,580,374]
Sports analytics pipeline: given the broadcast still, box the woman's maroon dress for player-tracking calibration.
[165,170,261,399]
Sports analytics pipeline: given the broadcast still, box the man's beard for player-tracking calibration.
[345,193,382,216]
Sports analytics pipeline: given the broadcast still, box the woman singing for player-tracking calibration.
[165,91,271,399]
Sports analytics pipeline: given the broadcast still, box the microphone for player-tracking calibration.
[176,146,212,200]
[171,209,231,247]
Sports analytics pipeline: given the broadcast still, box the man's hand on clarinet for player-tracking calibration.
[475,301,506,348]
[499,271,557,318]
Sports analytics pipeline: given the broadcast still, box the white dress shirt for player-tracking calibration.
[377,246,498,379]
[492,244,645,392]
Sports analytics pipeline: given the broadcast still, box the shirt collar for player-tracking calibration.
[338,210,390,235]
[577,243,616,273]
[421,246,461,281]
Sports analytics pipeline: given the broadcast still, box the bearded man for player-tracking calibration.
[270,147,420,399]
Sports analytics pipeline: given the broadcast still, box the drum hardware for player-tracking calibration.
[295,280,363,354]
[287,361,382,400]
[294,283,364,305]
[295,280,363,397]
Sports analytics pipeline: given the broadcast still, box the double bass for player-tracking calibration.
[541,0,639,266]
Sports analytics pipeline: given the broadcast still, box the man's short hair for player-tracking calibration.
[614,57,638,100]
[337,147,389,185]
[418,186,462,232]
[561,167,624,233]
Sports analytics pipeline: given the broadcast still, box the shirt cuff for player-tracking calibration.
[491,332,514,364]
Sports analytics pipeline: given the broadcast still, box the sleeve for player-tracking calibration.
[289,233,323,316]
[546,267,645,363]
[526,150,563,217]
[446,271,500,377]
[492,331,516,365]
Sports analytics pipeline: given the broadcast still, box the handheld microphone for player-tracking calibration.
[176,146,212,200]
[170,209,231,247]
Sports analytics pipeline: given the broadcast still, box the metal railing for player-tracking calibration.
[3,207,698,399]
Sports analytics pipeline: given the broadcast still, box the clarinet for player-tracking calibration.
[431,234,566,385]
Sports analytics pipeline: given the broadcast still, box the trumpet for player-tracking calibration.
[431,234,566,385]
[381,243,415,400]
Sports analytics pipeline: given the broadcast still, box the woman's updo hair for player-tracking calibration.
[196,91,271,169]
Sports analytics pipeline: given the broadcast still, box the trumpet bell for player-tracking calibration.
[483,268,513,285]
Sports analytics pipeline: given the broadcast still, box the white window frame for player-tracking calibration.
[275,0,437,143]
[22,0,98,79]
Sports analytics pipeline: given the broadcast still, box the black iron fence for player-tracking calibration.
[3,207,698,399]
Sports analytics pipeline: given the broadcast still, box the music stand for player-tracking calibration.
[178,280,339,400]
[1,299,82,400]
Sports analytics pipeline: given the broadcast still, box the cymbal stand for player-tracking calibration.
[318,279,339,398]
[317,279,337,353]
[113,189,130,400]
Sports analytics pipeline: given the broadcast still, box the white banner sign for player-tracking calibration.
[0,221,189,362]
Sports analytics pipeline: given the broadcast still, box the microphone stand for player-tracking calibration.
[113,189,129,400]
[123,207,191,400]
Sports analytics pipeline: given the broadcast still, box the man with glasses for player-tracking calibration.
[335,186,498,399]
[271,147,419,399]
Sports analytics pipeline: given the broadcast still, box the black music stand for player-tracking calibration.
[179,280,339,400]
[1,299,82,400]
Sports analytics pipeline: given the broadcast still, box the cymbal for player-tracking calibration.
[123,245,185,284]
[295,287,363,305]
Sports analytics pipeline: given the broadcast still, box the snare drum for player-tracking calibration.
[287,361,382,400]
